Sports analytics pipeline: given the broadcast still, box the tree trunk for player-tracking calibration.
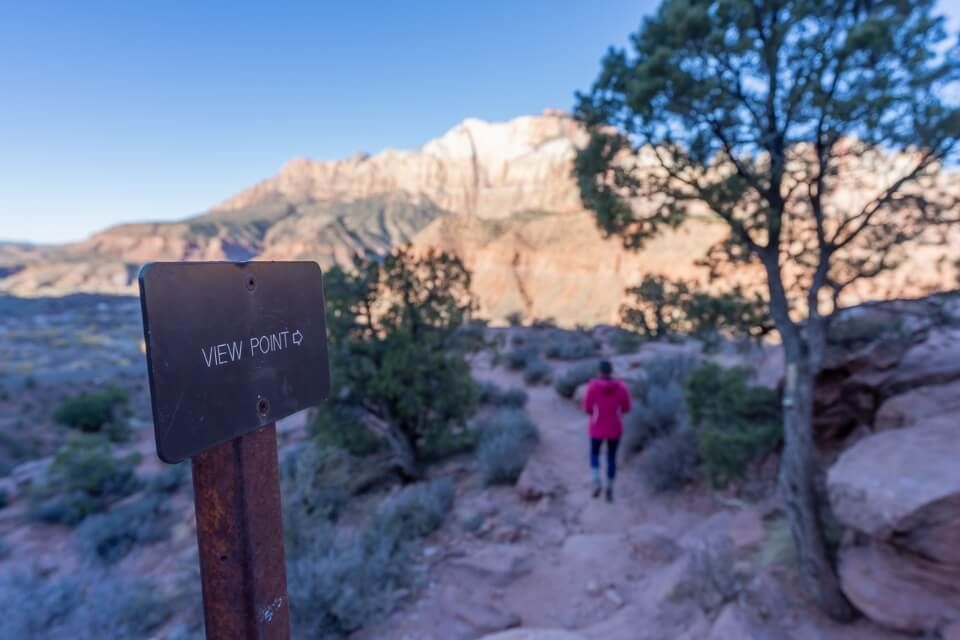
[359,412,421,481]
[779,351,855,621]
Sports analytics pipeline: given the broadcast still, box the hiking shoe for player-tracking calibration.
[592,484,602,499]
[605,487,613,503]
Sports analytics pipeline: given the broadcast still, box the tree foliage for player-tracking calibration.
[621,274,773,342]
[321,247,478,477]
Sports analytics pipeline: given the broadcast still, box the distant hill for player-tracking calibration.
[1,111,956,325]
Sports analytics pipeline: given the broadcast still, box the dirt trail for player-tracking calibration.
[359,355,905,640]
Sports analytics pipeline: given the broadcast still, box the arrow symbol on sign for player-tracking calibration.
[292,330,303,346]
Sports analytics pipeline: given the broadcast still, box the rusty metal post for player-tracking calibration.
[191,424,290,639]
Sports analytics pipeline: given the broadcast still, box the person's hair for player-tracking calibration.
[599,360,613,377]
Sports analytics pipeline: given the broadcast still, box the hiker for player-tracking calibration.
[582,359,631,502]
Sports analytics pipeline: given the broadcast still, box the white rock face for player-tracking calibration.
[214,111,587,220]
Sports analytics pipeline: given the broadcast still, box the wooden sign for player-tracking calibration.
[138,261,330,463]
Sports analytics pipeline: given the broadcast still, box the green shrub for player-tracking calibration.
[620,275,773,342]
[310,405,383,457]
[554,361,598,399]
[523,356,552,384]
[288,479,453,637]
[29,435,141,525]
[53,387,129,436]
[642,427,700,492]
[685,363,782,487]
[420,425,478,461]
[75,494,174,564]
[324,249,479,469]
[477,381,528,407]
[477,409,539,485]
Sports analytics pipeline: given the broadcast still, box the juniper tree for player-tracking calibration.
[575,0,959,619]
[321,247,477,478]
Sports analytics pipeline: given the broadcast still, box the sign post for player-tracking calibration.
[138,261,330,640]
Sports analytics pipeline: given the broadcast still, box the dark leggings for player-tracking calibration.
[590,438,620,480]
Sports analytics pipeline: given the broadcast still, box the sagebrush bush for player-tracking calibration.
[0,570,170,639]
[611,328,644,354]
[53,387,129,441]
[75,494,174,564]
[624,354,699,453]
[505,345,538,370]
[626,381,685,451]
[374,478,454,540]
[543,330,599,360]
[477,409,539,485]
[147,463,187,495]
[642,427,700,492]
[477,381,528,407]
[29,435,141,525]
[522,356,552,384]
[685,363,782,487]
[553,361,598,399]
[69,577,173,637]
[0,571,81,637]
[281,446,351,555]
[288,479,453,637]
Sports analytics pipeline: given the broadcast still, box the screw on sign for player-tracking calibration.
[139,261,330,640]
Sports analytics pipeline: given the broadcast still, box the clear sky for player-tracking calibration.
[0,1,655,244]
[2,1,958,245]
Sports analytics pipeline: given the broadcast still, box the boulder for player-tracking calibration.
[707,602,781,640]
[516,456,563,501]
[838,541,960,635]
[874,380,960,430]
[827,417,960,564]
[450,544,533,586]
[451,600,521,636]
[627,524,681,563]
[828,415,960,635]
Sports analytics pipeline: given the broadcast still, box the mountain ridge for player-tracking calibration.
[1,111,957,325]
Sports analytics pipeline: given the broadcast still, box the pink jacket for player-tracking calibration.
[582,377,632,439]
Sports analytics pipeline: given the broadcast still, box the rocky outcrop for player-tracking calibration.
[828,418,960,635]
[820,296,960,635]
[814,293,960,443]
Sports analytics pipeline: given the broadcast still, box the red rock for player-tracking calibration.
[838,541,960,635]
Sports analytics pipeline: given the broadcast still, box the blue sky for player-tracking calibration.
[1,1,958,244]
[0,1,654,244]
